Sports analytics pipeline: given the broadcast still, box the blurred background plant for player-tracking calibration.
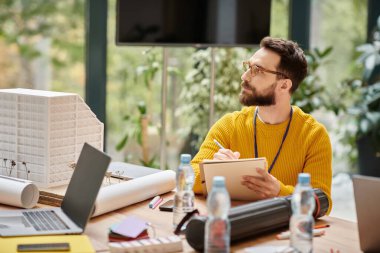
[176,48,250,152]
[115,49,162,168]
[342,16,380,176]
[0,0,84,92]
[115,100,159,167]
[351,16,380,150]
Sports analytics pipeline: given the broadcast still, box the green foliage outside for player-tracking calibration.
[348,16,380,151]
[270,0,289,38]
[0,0,85,94]
[176,48,251,149]
[316,0,367,91]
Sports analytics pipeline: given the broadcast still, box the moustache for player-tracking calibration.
[241,81,253,91]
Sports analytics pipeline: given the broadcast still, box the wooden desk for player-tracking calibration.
[83,192,361,253]
[0,190,360,252]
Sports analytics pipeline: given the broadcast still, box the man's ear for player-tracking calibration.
[280,79,292,92]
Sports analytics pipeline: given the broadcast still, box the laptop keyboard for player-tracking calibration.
[22,210,70,231]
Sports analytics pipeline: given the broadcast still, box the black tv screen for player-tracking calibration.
[116,0,271,47]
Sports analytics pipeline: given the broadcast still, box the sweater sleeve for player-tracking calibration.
[302,125,333,214]
[191,113,234,194]
[278,124,332,214]
[278,182,295,196]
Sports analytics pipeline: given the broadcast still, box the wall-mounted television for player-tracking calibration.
[116,0,271,47]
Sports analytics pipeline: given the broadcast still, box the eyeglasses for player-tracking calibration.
[243,61,288,79]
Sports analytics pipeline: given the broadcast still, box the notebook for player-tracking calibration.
[0,235,95,253]
[0,143,111,236]
[199,158,267,200]
[352,175,380,252]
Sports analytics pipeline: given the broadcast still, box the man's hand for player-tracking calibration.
[241,168,280,199]
[213,149,240,160]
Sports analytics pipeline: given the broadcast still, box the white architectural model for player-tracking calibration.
[0,88,104,187]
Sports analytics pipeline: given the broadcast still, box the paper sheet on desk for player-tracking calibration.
[0,175,39,208]
[92,170,175,216]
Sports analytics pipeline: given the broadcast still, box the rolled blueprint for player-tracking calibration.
[0,175,39,208]
[92,170,175,216]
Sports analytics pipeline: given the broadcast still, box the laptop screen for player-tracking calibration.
[61,143,111,229]
[353,175,380,252]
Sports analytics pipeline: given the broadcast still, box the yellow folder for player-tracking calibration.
[0,235,95,253]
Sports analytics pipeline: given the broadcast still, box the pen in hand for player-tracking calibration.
[213,139,225,149]
[213,139,240,159]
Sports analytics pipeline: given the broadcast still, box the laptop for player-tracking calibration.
[353,175,380,252]
[0,143,111,236]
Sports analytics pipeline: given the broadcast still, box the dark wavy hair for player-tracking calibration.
[260,37,308,93]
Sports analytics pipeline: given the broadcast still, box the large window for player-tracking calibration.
[0,0,368,177]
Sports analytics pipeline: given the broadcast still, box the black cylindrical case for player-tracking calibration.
[185,189,329,252]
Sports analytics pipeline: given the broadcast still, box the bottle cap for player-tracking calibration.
[180,154,192,164]
[298,173,310,184]
[212,176,226,187]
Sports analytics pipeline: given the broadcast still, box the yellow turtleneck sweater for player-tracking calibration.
[191,106,332,214]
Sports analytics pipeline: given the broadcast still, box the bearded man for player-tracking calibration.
[191,37,332,213]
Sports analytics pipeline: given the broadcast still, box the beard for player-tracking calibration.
[239,81,277,106]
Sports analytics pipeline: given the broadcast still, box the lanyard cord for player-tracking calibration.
[254,106,293,174]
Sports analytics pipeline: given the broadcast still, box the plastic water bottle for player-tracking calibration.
[173,154,195,228]
[205,176,231,253]
[290,173,315,253]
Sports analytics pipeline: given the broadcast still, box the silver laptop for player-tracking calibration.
[0,143,111,236]
[353,175,380,253]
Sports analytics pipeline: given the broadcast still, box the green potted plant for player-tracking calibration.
[350,16,380,176]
